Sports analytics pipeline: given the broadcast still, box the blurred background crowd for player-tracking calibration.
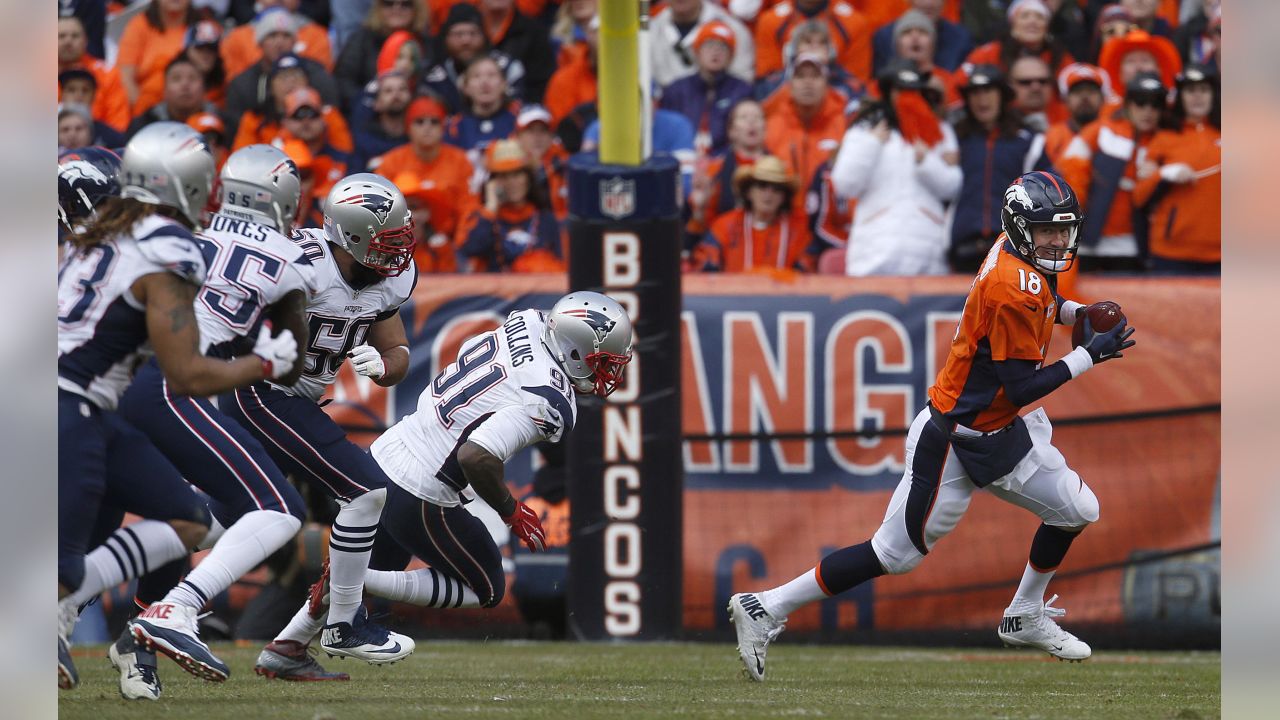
[57,0,1222,282]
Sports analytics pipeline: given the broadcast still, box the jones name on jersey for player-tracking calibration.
[281,228,417,402]
[57,215,207,410]
[372,309,575,507]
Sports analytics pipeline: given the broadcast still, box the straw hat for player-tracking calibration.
[485,139,531,174]
[732,155,797,197]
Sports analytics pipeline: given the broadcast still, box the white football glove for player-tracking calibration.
[348,344,385,379]
[1159,163,1195,184]
[252,324,298,379]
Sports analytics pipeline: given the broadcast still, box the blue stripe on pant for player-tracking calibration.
[903,419,949,558]
[372,483,505,608]
[218,382,387,503]
[118,359,304,522]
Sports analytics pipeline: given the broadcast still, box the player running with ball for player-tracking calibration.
[730,171,1136,680]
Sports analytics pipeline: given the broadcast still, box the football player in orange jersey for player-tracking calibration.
[728,171,1135,680]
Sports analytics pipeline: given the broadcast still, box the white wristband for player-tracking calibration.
[1062,346,1094,378]
[1060,300,1084,326]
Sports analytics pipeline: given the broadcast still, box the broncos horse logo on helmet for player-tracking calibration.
[58,146,123,232]
[1001,171,1084,274]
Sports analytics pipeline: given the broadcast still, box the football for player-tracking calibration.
[1072,301,1126,346]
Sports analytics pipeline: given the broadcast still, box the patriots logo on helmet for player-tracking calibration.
[1005,183,1035,212]
[335,193,394,224]
[61,160,110,186]
[562,308,617,339]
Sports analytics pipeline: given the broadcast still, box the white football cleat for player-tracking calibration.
[129,602,229,681]
[108,629,162,700]
[320,609,415,665]
[998,594,1092,662]
[57,597,80,690]
[727,593,786,682]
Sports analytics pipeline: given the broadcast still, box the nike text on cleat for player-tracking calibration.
[997,594,1092,662]
[129,602,230,681]
[58,635,78,690]
[307,559,330,621]
[109,629,162,700]
[728,593,786,682]
[319,611,415,665]
[254,640,350,681]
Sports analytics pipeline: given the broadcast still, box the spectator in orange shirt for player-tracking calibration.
[124,55,217,142]
[1133,64,1220,274]
[335,0,430,111]
[392,171,464,273]
[57,16,129,133]
[457,140,565,273]
[688,98,767,240]
[225,17,341,139]
[1097,28,1182,94]
[763,52,847,201]
[753,20,866,107]
[273,89,352,230]
[512,105,570,220]
[1044,63,1109,164]
[372,96,477,244]
[57,73,125,149]
[694,156,813,273]
[116,0,198,117]
[221,0,333,80]
[963,0,1074,79]
[187,112,230,174]
[755,0,873,82]
[551,0,598,64]
[544,18,598,125]
[182,20,227,108]
[231,56,353,152]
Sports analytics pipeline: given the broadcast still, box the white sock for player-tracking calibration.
[275,600,325,645]
[364,568,481,608]
[165,510,300,610]
[1010,562,1054,611]
[67,520,188,607]
[758,567,825,619]
[326,489,384,625]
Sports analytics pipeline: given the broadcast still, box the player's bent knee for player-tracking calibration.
[1074,483,1100,525]
[870,538,923,575]
[168,519,208,550]
[481,581,505,609]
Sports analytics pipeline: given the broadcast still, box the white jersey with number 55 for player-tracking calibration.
[371,309,576,507]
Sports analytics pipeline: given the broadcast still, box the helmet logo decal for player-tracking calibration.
[562,308,617,340]
[1005,183,1035,212]
[62,160,110,186]
[335,193,394,224]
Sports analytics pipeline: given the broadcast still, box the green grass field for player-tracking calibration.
[60,642,1220,719]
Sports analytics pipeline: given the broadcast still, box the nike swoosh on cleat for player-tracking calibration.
[753,649,764,676]
[367,643,403,654]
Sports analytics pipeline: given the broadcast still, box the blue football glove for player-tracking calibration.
[1078,315,1136,363]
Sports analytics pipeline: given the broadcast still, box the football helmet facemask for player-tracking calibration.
[542,292,634,397]
[322,173,415,276]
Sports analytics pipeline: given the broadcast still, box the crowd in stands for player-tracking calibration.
[58,0,1222,278]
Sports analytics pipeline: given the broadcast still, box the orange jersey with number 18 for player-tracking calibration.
[928,236,1058,432]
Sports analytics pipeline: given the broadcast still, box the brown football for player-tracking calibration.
[1072,301,1125,346]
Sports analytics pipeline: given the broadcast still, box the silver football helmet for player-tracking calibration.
[322,173,414,276]
[218,144,302,232]
[542,292,634,396]
[119,121,215,227]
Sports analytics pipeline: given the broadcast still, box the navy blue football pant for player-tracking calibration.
[118,359,305,526]
[58,389,210,592]
[217,382,387,503]
[370,483,506,608]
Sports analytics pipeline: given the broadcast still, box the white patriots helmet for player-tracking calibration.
[542,291,634,396]
[119,121,216,227]
[322,173,415,276]
[218,144,302,232]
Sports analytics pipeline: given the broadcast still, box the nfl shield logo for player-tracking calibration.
[600,177,635,219]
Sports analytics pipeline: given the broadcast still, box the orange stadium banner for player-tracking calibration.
[317,274,1219,639]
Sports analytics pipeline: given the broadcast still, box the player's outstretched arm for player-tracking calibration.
[265,289,309,386]
[351,311,410,387]
[457,441,547,552]
[137,272,298,396]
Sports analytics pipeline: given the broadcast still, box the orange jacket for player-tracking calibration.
[754,2,873,81]
[764,86,846,191]
[60,54,130,132]
[116,15,189,117]
[372,142,477,242]
[544,44,596,126]
[232,106,353,153]
[1043,120,1083,166]
[1057,109,1155,243]
[1132,121,1221,263]
[220,22,333,81]
[698,207,813,273]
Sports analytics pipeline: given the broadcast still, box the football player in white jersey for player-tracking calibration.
[57,123,300,691]
[114,144,318,687]
[265,292,634,656]
[215,174,419,679]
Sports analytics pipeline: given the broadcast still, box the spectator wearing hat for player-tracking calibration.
[335,0,429,111]
[1008,55,1062,131]
[1172,1,1220,70]
[763,52,847,202]
[124,55,218,142]
[58,71,125,148]
[872,0,973,75]
[182,20,228,108]
[1097,27,1182,96]
[117,0,200,117]
[963,0,1074,85]
[447,56,520,154]
[512,105,571,220]
[753,20,865,107]
[544,17,598,126]
[1058,70,1167,271]
[57,16,129,133]
[421,3,526,112]
[477,0,556,104]
[57,103,108,152]
[187,112,230,173]
[693,155,813,274]
[390,171,463,272]
[231,57,352,152]
[660,21,754,156]
[271,88,352,230]
[755,1,871,82]
[222,2,333,80]
[1121,0,1174,40]
[948,64,1052,273]
[651,0,755,89]
[551,0,598,65]
[372,96,477,242]
[1045,62,1110,164]
[687,99,768,243]
[867,10,960,109]
[1133,64,1220,274]
[1089,4,1136,62]
[830,59,961,276]
[225,28,341,140]
[458,140,564,273]
[350,71,414,172]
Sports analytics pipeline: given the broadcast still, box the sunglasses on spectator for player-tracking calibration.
[381,0,413,8]
[413,117,442,126]
[290,107,321,120]
[1013,77,1051,87]
[1128,97,1164,109]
